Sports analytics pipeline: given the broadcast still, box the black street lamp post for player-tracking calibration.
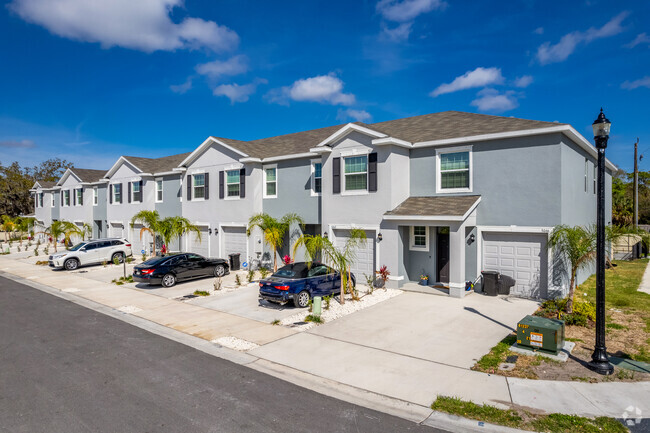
[588,108,614,375]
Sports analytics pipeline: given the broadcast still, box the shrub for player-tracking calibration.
[377,265,390,282]
[141,253,147,262]
[364,273,375,294]
[125,257,134,264]
[563,313,587,326]
[34,248,39,256]
[572,301,596,322]
[213,277,222,291]
[304,314,323,323]
[247,268,255,283]
[113,256,120,266]
[193,290,210,297]
[259,267,270,279]
[323,295,332,310]
[43,246,49,255]
[235,274,242,286]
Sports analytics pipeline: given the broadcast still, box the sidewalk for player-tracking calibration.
[1,255,648,428]
[639,259,650,295]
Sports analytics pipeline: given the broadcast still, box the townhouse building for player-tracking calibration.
[32,180,59,241]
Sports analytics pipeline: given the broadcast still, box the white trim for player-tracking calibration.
[152,170,180,176]
[263,164,278,199]
[130,180,142,203]
[259,152,314,163]
[55,168,82,186]
[225,169,241,199]
[218,223,249,262]
[339,148,371,157]
[311,159,322,197]
[316,123,387,147]
[383,197,481,222]
[341,153,369,195]
[409,226,429,252]
[310,146,332,154]
[192,173,206,201]
[239,157,262,163]
[372,137,412,148]
[179,136,249,167]
[104,156,145,179]
[190,169,206,175]
[93,187,98,206]
[154,178,164,203]
[436,145,473,194]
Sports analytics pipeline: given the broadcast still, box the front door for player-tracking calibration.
[437,229,450,283]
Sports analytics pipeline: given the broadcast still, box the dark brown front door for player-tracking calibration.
[437,231,450,283]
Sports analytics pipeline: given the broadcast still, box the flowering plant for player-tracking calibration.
[377,265,390,282]
[282,254,292,265]
[420,274,429,281]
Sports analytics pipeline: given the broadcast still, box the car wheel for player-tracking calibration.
[293,290,310,308]
[64,258,79,271]
[161,273,176,288]
[111,252,125,264]
[213,264,226,277]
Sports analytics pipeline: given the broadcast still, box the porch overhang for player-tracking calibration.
[383,195,481,223]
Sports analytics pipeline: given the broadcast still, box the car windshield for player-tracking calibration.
[272,263,311,279]
[68,242,87,251]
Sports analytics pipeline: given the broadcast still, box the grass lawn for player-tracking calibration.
[431,396,627,433]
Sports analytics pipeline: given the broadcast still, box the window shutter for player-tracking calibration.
[368,152,378,192]
[109,185,113,204]
[138,180,143,202]
[239,168,246,198]
[333,157,341,194]
[219,171,224,199]
[35,195,38,208]
[80,188,84,206]
[204,172,210,200]
[186,175,192,201]
[61,191,64,206]
[119,183,123,203]
[128,182,132,203]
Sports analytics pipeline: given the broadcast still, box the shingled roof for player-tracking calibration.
[70,168,108,183]
[385,195,482,218]
[34,180,57,189]
[123,153,191,174]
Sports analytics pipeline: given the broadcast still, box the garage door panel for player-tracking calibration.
[334,229,375,278]
[223,226,247,261]
[188,227,209,257]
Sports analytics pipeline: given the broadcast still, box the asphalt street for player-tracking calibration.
[0,275,446,433]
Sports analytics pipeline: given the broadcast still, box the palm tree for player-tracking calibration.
[81,223,93,241]
[159,216,202,253]
[292,228,366,305]
[1,215,16,243]
[15,217,34,246]
[247,213,305,271]
[39,220,80,252]
[131,210,162,256]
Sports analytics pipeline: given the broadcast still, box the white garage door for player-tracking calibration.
[482,232,547,298]
[188,226,210,257]
[223,226,247,261]
[334,229,376,280]
[130,224,148,254]
[109,223,123,239]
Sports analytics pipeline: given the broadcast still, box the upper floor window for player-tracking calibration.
[75,188,83,206]
[93,187,98,206]
[193,174,205,199]
[344,156,367,191]
[132,181,142,202]
[38,193,44,207]
[63,190,70,207]
[51,193,55,207]
[113,184,122,203]
[156,179,163,202]
[410,226,429,252]
[436,146,472,193]
[226,170,240,197]
[312,161,322,195]
[264,165,277,198]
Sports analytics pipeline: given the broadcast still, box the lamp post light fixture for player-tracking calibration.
[588,108,614,376]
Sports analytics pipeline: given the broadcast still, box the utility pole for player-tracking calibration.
[634,138,639,231]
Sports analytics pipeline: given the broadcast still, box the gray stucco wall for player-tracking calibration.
[154,174,182,218]
[465,226,477,283]
[262,158,320,225]
[405,227,436,281]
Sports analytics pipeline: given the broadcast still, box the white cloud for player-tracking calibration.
[536,11,629,64]
[337,109,372,122]
[625,32,650,49]
[430,67,504,97]
[380,22,413,42]
[195,55,248,79]
[533,27,544,35]
[213,79,267,104]
[471,89,518,112]
[170,78,192,94]
[7,0,239,53]
[376,0,446,22]
[621,76,650,90]
[268,74,356,106]
[0,139,35,148]
[514,75,533,88]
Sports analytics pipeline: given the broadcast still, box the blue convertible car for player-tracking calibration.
[259,262,356,308]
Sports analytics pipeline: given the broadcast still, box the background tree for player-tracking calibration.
[1,215,16,242]
[131,210,162,256]
[247,213,305,271]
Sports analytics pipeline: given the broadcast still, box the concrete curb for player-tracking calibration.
[423,411,532,433]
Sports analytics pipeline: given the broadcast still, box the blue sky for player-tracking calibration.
[1,0,649,173]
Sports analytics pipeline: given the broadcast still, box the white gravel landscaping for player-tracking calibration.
[117,305,142,314]
[279,287,402,331]
[212,336,259,351]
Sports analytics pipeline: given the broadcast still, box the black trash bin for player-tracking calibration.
[481,271,499,296]
[229,253,241,271]
[498,274,516,295]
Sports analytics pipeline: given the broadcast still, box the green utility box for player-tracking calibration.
[516,315,565,355]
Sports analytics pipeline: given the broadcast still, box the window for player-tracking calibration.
[38,193,44,207]
[226,170,240,197]
[193,174,205,199]
[51,193,55,207]
[439,150,471,191]
[344,155,367,191]
[410,226,429,251]
[155,179,163,202]
[93,187,98,206]
[75,188,82,206]
[584,158,588,192]
[63,190,70,207]
[312,161,322,195]
[132,181,142,202]
[264,165,277,198]
[113,184,122,203]
[593,165,596,194]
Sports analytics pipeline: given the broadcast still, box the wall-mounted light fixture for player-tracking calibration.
[208,228,212,235]
[377,232,383,242]
[214,227,219,235]
[467,234,476,244]
[323,231,328,239]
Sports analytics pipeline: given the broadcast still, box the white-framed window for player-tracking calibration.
[593,164,596,194]
[75,188,82,206]
[436,146,472,193]
[193,173,205,200]
[132,181,142,202]
[38,192,44,207]
[226,170,240,198]
[93,187,98,206]
[410,226,429,251]
[63,190,70,207]
[155,179,163,202]
[263,165,277,198]
[51,193,55,207]
[584,158,588,192]
[311,160,322,196]
[113,184,122,203]
[343,155,368,192]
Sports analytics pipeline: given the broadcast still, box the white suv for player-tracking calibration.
[49,238,133,270]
